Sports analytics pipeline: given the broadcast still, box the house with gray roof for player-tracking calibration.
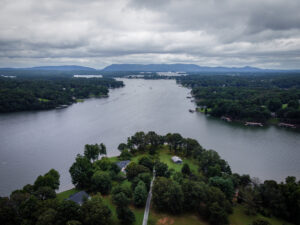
[67,191,90,205]
[116,160,130,172]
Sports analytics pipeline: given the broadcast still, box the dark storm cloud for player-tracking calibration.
[0,0,299,68]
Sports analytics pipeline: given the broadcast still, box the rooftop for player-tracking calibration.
[67,191,89,205]
[116,160,130,169]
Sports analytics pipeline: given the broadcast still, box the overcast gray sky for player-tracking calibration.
[0,0,300,69]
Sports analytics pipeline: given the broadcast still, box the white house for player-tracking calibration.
[171,156,182,164]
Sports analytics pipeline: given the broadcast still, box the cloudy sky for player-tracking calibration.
[0,0,300,69]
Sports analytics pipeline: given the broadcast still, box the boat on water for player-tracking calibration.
[189,109,195,113]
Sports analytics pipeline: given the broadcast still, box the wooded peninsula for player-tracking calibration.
[1,131,299,225]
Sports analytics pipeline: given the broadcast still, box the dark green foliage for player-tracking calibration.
[116,206,136,225]
[178,75,300,124]
[128,131,147,151]
[133,181,148,207]
[0,197,19,225]
[112,192,131,208]
[252,219,271,225]
[165,133,184,153]
[91,171,112,194]
[268,99,282,112]
[56,200,81,225]
[34,169,60,190]
[36,186,56,200]
[119,149,132,160]
[99,143,107,155]
[112,185,132,198]
[238,186,260,216]
[138,156,154,170]
[209,176,235,200]
[84,144,100,162]
[208,202,228,225]
[80,194,111,225]
[155,162,170,177]
[0,77,123,113]
[125,162,150,180]
[36,208,57,225]
[67,220,82,225]
[131,173,152,191]
[69,154,93,189]
[111,185,132,208]
[152,177,183,214]
[198,150,231,177]
[257,177,300,224]
[146,131,162,154]
[181,163,191,175]
[118,143,128,151]
[181,180,205,211]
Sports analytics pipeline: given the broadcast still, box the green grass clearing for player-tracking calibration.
[158,150,198,173]
[38,98,50,102]
[267,118,279,125]
[56,188,80,201]
[197,107,212,113]
[229,205,293,225]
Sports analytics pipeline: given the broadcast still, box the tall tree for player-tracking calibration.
[99,143,107,156]
[69,154,93,188]
[133,181,148,207]
[80,194,112,225]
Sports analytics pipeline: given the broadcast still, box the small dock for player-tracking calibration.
[245,122,263,127]
[278,123,296,128]
[221,116,232,122]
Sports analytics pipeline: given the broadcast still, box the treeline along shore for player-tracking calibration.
[177,74,300,128]
[0,76,124,113]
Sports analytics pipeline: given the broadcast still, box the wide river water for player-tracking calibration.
[0,79,299,196]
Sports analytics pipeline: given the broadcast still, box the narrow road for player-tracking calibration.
[142,170,155,225]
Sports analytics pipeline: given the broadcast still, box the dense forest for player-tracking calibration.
[1,131,299,225]
[0,77,124,113]
[177,75,300,125]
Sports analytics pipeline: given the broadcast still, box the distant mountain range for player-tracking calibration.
[1,64,299,73]
[0,65,96,71]
[102,64,288,72]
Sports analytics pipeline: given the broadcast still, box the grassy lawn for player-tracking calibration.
[38,98,50,102]
[108,156,119,163]
[158,150,198,173]
[267,118,279,125]
[56,188,80,201]
[76,99,84,102]
[197,107,212,113]
[229,205,293,225]
[282,103,288,109]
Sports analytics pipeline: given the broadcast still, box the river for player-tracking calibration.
[0,78,299,196]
